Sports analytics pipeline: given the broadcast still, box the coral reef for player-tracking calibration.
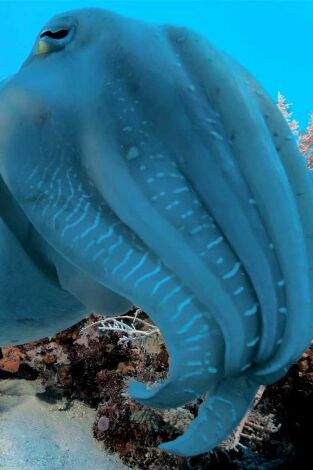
[1,309,312,469]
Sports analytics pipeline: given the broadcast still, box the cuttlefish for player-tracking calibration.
[0,7,313,456]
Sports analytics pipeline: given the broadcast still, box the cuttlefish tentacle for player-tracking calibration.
[85,134,261,376]
[128,298,224,408]
[159,375,259,456]
[105,23,285,370]
[163,27,290,369]
[215,54,313,379]
[99,117,261,369]
[135,26,286,367]
[169,30,312,379]
[3,151,228,406]
[235,64,313,380]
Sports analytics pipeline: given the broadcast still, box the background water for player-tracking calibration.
[0,0,311,128]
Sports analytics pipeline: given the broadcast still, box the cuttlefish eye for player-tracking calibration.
[40,29,70,40]
[34,24,75,55]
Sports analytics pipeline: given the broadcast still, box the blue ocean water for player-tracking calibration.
[0,0,311,129]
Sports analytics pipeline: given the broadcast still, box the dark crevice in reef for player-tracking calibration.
[1,309,313,469]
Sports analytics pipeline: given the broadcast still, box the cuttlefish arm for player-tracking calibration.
[160,376,259,456]
[169,27,313,381]
[0,95,226,408]
[234,62,313,381]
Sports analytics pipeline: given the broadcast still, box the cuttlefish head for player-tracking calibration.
[1,7,313,456]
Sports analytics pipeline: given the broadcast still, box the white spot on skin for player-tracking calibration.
[233,286,244,296]
[222,262,241,280]
[244,303,258,317]
[190,225,203,235]
[173,187,189,194]
[210,130,223,141]
[246,336,260,347]
[151,191,166,202]
[187,360,202,367]
[207,236,223,250]
[181,210,193,220]
[165,200,179,210]
[126,146,139,160]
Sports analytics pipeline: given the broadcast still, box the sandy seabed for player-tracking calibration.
[0,378,129,470]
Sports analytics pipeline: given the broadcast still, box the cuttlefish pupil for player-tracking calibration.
[0,7,312,457]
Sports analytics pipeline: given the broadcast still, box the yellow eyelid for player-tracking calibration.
[34,40,51,55]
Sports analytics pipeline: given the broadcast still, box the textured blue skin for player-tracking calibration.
[0,8,313,456]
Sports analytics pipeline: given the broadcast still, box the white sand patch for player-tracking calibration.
[0,379,130,470]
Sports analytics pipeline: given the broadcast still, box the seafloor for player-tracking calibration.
[0,308,312,470]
